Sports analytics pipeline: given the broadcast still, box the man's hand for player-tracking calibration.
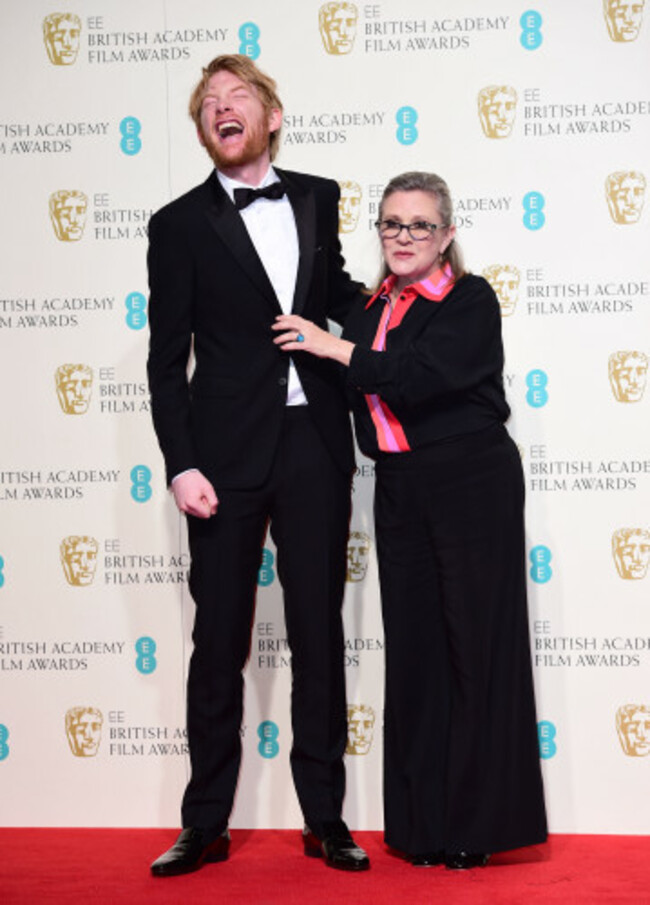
[171,470,218,519]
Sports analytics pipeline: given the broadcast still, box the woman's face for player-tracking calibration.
[379,190,455,289]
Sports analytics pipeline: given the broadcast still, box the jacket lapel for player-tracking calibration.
[278,169,316,317]
[202,172,280,310]
[202,169,318,317]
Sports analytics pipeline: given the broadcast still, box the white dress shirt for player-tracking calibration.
[217,167,307,407]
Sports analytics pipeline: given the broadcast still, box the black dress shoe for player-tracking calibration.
[303,824,370,871]
[150,827,230,877]
[445,851,490,870]
[411,851,444,867]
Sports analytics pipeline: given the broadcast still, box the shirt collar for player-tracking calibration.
[365,263,455,308]
[217,166,279,204]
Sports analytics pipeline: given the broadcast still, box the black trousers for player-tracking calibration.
[375,424,547,856]
[181,407,351,836]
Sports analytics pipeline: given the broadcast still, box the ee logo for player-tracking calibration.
[0,724,8,761]
[131,465,152,503]
[530,545,553,583]
[520,10,543,50]
[523,191,545,230]
[135,636,157,674]
[538,721,557,759]
[258,548,276,587]
[258,721,279,758]
[396,106,418,145]
[125,292,147,330]
[526,370,549,407]
[120,117,142,155]
[239,22,260,59]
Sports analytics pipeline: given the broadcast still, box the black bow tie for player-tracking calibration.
[233,182,286,210]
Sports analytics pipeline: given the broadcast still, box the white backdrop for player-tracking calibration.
[1,0,649,833]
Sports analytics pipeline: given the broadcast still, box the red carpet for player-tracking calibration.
[1,830,648,904]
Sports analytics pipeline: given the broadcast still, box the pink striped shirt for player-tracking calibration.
[364,264,455,453]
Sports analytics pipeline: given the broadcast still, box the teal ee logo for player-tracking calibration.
[530,545,552,583]
[526,369,549,407]
[258,720,279,758]
[520,10,543,50]
[130,465,152,503]
[0,724,9,761]
[239,22,260,59]
[0,555,5,588]
[135,636,157,674]
[538,721,557,758]
[523,191,545,230]
[396,106,418,145]
[120,117,142,155]
[125,292,147,330]
[258,548,276,587]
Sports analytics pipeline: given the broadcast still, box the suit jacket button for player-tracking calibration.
[278,377,287,386]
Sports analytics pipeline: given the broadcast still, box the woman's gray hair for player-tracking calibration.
[378,171,465,280]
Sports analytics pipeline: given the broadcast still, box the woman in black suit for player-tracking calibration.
[274,171,547,869]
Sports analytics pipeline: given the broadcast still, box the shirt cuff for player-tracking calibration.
[171,468,199,484]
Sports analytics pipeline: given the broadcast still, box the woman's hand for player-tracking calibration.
[272,314,354,366]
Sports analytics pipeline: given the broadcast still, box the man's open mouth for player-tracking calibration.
[217,120,244,139]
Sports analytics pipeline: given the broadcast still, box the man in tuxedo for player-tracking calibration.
[147,54,368,876]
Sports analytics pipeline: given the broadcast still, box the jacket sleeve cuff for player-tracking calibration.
[346,345,384,393]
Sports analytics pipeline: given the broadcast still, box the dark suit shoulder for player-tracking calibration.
[149,175,215,227]
[275,168,340,200]
[451,272,491,295]
[276,167,337,189]
[447,273,500,309]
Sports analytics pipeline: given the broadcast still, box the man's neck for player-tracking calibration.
[219,154,273,188]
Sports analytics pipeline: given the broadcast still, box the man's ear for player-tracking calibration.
[268,107,282,133]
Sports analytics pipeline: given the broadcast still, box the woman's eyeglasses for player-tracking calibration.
[374,219,446,241]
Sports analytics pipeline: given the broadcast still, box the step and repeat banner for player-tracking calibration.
[0,1,648,833]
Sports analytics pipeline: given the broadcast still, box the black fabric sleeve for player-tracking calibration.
[146,210,198,484]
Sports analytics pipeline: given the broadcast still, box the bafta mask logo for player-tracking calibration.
[605,171,646,224]
[319,2,358,55]
[43,13,82,65]
[338,181,362,234]
[347,531,372,582]
[477,86,518,139]
[65,706,103,757]
[346,704,375,755]
[55,364,93,414]
[608,351,648,402]
[482,265,521,316]
[616,705,650,757]
[611,528,650,580]
[603,0,645,42]
[60,535,99,586]
[49,190,88,242]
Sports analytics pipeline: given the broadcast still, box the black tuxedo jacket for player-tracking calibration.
[147,168,363,489]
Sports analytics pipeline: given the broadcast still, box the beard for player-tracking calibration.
[201,122,271,172]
